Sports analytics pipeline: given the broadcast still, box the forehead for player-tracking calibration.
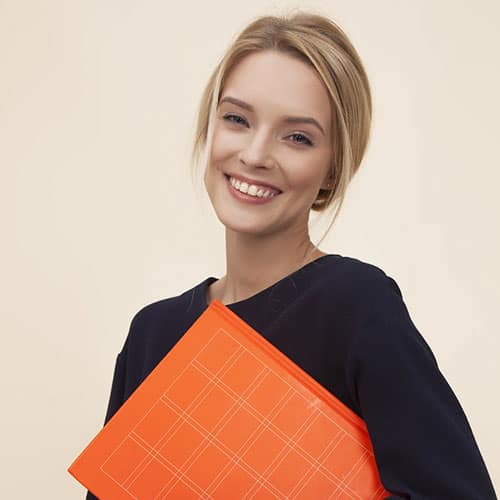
[221,50,331,127]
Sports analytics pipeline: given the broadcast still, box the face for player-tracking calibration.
[204,50,333,237]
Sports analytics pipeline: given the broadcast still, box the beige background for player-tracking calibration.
[1,0,498,497]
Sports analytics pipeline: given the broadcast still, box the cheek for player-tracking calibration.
[286,156,328,190]
[210,127,240,164]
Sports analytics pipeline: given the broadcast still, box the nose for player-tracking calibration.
[237,129,276,169]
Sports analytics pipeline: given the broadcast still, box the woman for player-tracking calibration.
[87,12,496,498]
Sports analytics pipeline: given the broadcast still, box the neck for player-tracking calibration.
[210,227,326,306]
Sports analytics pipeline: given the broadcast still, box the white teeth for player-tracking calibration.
[229,176,277,198]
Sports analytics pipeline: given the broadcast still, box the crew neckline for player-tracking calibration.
[202,253,339,309]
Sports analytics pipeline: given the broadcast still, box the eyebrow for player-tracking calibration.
[218,95,326,136]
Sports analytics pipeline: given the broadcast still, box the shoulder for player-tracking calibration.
[120,280,203,350]
[131,291,189,327]
[317,254,404,308]
[319,254,437,357]
[329,255,438,365]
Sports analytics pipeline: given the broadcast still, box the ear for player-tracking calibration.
[320,173,334,191]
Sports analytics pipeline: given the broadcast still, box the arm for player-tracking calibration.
[345,273,496,498]
[85,345,129,499]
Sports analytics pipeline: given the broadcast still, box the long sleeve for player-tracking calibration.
[345,273,496,498]
[85,348,128,500]
[102,351,127,426]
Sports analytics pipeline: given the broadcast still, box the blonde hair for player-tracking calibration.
[191,11,372,247]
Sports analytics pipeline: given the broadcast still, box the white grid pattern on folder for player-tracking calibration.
[99,326,378,499]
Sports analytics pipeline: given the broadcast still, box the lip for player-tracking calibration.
[224,172,282,193]
[224,174,280,204]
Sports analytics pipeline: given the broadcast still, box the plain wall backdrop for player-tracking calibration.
[1,0,498,497]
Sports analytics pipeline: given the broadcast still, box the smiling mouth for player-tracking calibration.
[223,174,283,203]
[223,173,282,195]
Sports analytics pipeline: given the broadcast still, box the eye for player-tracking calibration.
[222,113,248,126]
[221,114,313,147]
[289,133,314,147]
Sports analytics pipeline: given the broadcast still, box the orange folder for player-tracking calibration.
[69,300,390,499]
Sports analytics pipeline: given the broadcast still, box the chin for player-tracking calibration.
[211,205,275,236]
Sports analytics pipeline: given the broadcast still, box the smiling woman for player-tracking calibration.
[85,10,496,500]
[203,49,336,246]
[193,15,373,245]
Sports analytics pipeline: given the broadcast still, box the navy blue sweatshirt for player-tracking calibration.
[86,254,496,498]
